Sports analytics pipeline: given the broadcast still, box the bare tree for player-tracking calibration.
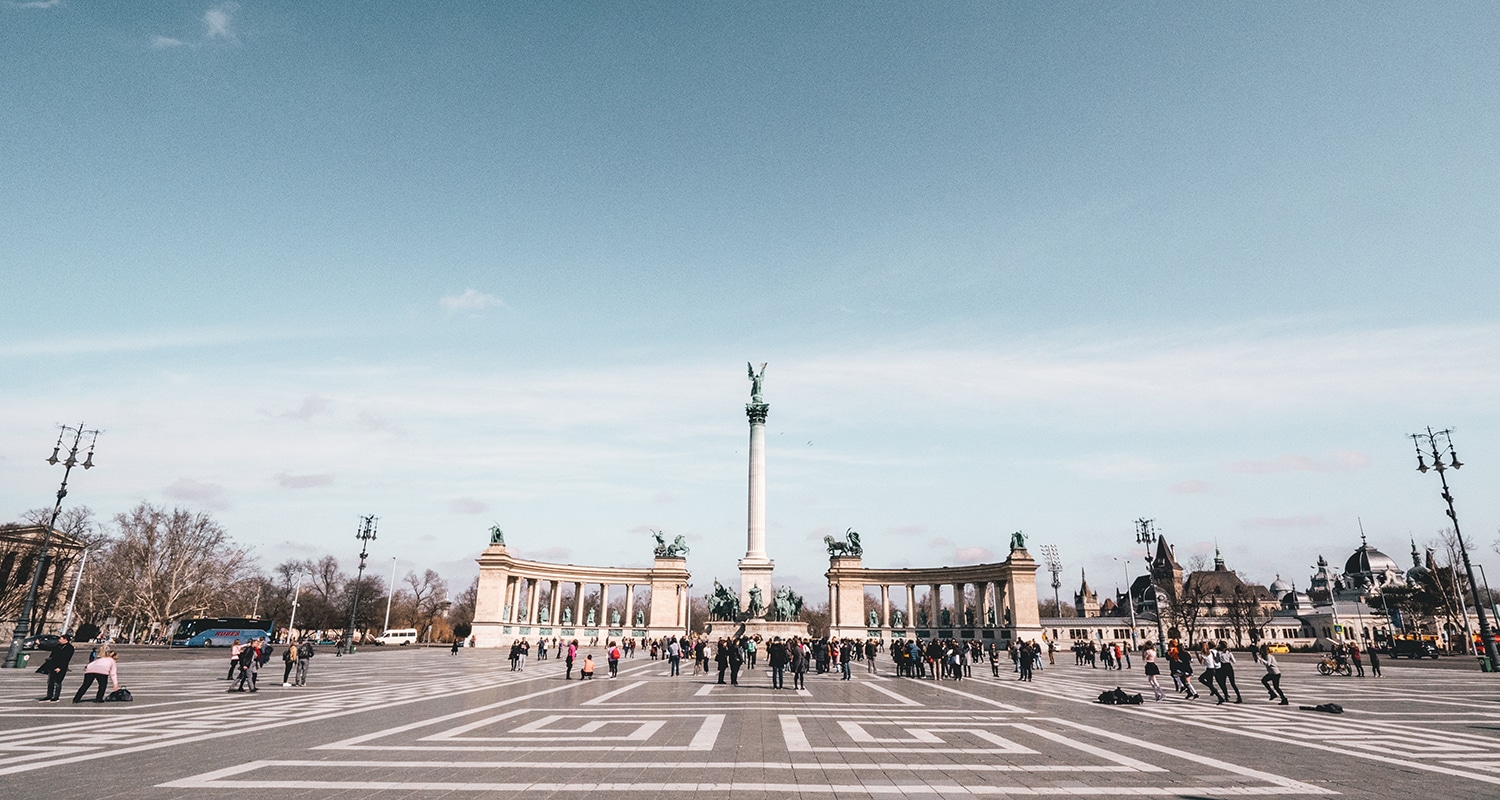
[97,502,253,636]
[404,569,448,641]
[449,576,479,638]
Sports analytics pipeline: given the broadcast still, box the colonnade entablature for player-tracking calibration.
[826,542,1042,644]
[471,535,690,647]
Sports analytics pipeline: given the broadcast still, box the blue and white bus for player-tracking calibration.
[170,617,274,647]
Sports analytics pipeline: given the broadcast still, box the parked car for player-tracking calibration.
[1386,637,1439,659]
[22,634,63,651]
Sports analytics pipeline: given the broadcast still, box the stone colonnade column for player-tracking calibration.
[739,395,774,610]
[880,585,890,628]
[906,585,916,626]
[625,585,635,626]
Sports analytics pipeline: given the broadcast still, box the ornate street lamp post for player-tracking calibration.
[4,423,99,669]
[341,515,378,655]
[1135,518,1168,656]
[1410,427,1499,671]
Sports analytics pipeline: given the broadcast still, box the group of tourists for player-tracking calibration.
[221,637,315,692]
[1072,640,1132,669]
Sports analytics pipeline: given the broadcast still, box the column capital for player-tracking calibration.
[746,402,769,424]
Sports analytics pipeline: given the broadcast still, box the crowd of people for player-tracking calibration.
[29,622,1375,712]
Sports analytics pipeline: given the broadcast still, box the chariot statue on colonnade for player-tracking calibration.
[824,527,862,557]
[650,529,690,558]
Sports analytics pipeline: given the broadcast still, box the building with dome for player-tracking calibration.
[1035,530,1489,654]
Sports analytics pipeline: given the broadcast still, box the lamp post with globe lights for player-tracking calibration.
[5,423,100,669]
[341,515,378,655]
[1410,427,1499,671]
[1135,518,1168,656]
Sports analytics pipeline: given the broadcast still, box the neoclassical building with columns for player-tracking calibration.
[826,536,1043,644]
[470,533,690,647]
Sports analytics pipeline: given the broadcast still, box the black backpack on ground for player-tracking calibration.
[1097,687,1143,705]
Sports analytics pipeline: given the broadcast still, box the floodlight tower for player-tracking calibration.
[1040,544,1063,617]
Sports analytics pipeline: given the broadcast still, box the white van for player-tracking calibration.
[376,628,418,646]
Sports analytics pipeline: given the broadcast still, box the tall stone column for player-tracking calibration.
[739,365,774,614]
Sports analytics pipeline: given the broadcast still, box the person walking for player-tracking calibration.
[1256,644,1288,705]
[1174,645,1200,700]
[839,640,853,681]
[1197,643,1224,704]
[1368,645,1382,677]
[1017,641,1033,682]
[73,646,121,703]
[36,633,75,702]
[230,639,256,692]
[281,641,298,686]
[714,638,730,684]
[790,638,808,690]
[1215,641,1243,703]
[728,638,745,686]
[1349,643,1365,677]
[1142,643,1165,701]
[768,637,788,689]
[607,641,622,679]
[745,637,757,669]
[294,639,313,686]
[225,639,243,680]
[565,639,578,680]
[667,637,681,676]
[866,639,880,674]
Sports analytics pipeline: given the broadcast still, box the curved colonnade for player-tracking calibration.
[826,546,1043,644]
[470,540,690,647]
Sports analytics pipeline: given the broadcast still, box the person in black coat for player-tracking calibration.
[36,634,75,702]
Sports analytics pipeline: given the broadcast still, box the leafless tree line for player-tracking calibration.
[7,502,476,644]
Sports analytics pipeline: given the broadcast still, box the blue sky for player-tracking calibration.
[4,3,1500,602]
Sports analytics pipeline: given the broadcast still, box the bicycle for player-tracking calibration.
[1316,656,1352,676]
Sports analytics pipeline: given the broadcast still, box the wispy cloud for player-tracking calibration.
[151,35,185,49]
[279,396,330,421]
[203,3,237,40]
[275,473,334,489]
[10,0,64,9]
[164,478,230,509]
[1227,451,1372,475]
[928,537,994,565]
[440,289,506,315]
[1167,480,1212,494]
[448,497,488,514]
[0,326,316,358]
[1245,516,1327,529]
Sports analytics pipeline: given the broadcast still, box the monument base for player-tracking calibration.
[705,618,810,641]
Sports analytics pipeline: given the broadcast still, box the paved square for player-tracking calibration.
[3,648,1499,798]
